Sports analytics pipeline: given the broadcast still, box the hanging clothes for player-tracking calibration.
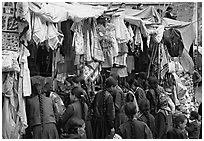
[126,55,135,74]
[61,19,74,56]
[96,23,115,68]
[19,46,32,97]
[2,73,17,139]
[91,19,104,62]
[32,13,63,50]
[114,53,128,67]
[134,26,143,52]
[36,44,53,77]
[71,22,84,55]
[47,23,64,50]
[83,19,93,62]
[113,16,131,43]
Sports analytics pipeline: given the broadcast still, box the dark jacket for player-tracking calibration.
[91,90,115,139]
[155,109,173,139]
[61,101,88,133]
[27,95,56,128]
[167,128,187,139]
[112,85,126,132]
[118,119,153,139]
[138,113,156,138]
[186,120,200,139]
[134,87,146,104]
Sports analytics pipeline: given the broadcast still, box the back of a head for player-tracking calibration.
[124,102,137,118]
[110,72,119,81]
[71,86,84,99]
[32,83,42,96]
[139,99,150,113]
[173,114,187,127]
[105,76,117,88]
[126,92,134,103]
[148,76,158,85]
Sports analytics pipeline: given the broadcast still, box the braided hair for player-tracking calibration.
[32,83,44,131]
[124,102,137,139]
[139,99,151,130]
[71,87,86,120]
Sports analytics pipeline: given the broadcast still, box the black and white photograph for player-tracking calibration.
[1,1,202,139]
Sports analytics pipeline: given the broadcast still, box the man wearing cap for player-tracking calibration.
[91,77,116,138]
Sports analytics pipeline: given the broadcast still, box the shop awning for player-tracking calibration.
[28,2,107,23]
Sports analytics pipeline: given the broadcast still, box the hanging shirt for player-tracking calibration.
[20,47,32,97]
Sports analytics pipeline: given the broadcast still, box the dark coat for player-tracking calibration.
[91,90,115,139]
[27,95,56,127]
[112,85,126,132]
[167,128,187,139]
[118,119,153,139]
[138,113,156,138]
[61,101,89,135]
[26,95,59,139]
[186,120,200,139]
[155,109,173,139]
[134,87,147,104]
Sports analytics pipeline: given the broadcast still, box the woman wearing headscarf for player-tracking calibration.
[26,83,59,139]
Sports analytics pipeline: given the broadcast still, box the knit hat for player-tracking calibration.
[105,76,117,88]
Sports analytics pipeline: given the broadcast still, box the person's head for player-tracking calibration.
[105,76,117,92]
[173,114,188,130]
[126,92,135,103]
[157,9,163,15]
[136,72,147,84]
[43,82,53,95]
[124,102,137,119]
[166,6,173,13]
[70,86,84,102]
[128,79,136,90]
[148,76,158,89]
[137,3,143,10]
[190,111,199,120]
[139,99,150,113]
[32,83,42,96]
[119,3,126,8]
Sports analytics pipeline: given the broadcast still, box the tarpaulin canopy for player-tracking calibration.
[117,6,162,25]
[28,2,107,23]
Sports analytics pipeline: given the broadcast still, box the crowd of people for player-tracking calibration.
[24,71,202,139]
